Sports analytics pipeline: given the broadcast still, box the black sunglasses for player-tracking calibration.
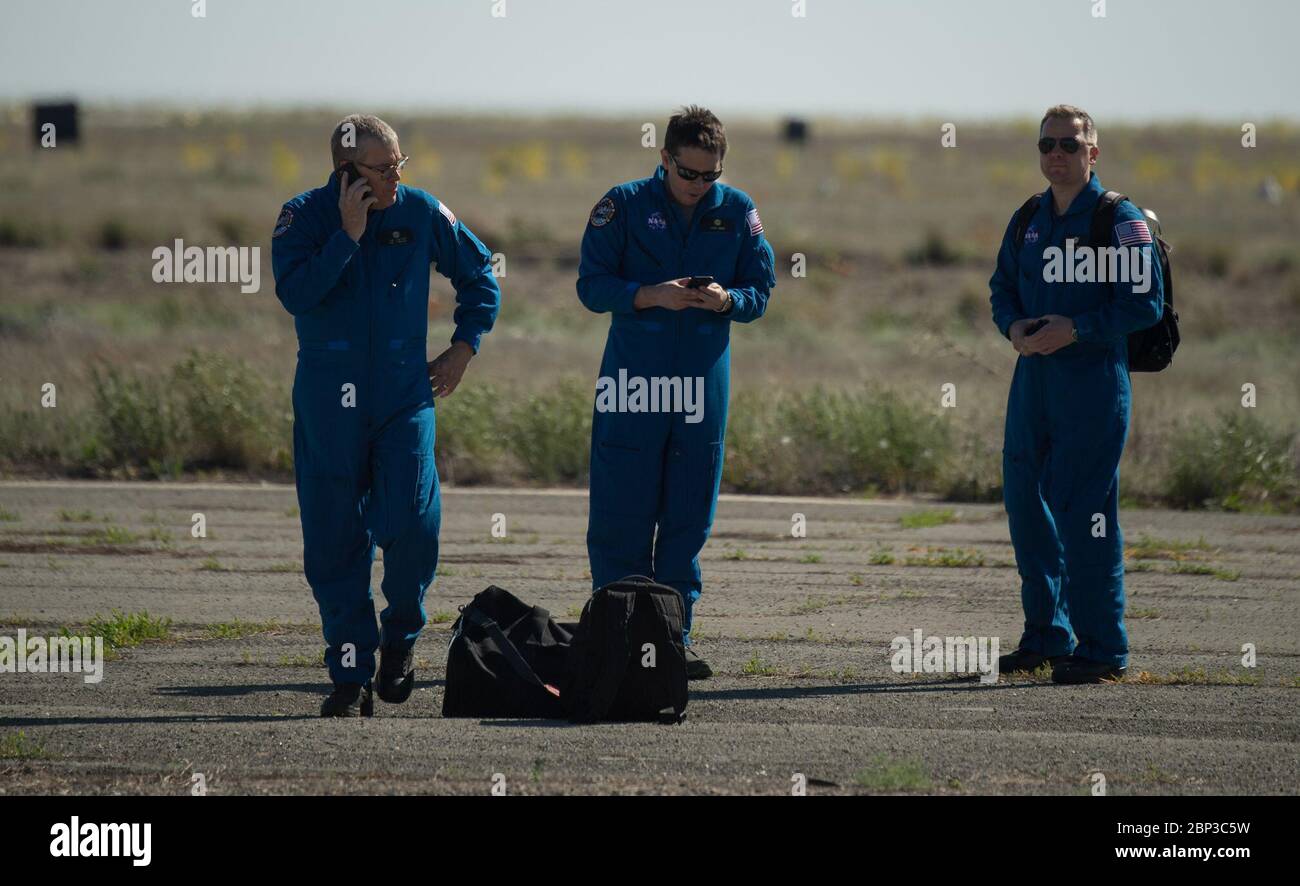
[669,155,723,183]
[1037,137,1085,155]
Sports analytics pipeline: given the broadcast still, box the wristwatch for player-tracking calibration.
[716,292,733,313]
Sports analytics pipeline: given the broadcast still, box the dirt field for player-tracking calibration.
[0,480,1295,795]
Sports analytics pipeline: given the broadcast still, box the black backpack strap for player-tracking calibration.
[1089,190,1128,248]
[462,605,546,690]
[1012,193,1042,247]
[576,590,638,721]
[644,590,689,716]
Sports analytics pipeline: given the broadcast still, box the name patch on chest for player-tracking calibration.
[700,215,734,233]
[380,228,413,246]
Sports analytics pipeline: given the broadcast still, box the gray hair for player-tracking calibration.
[330,114,398,168]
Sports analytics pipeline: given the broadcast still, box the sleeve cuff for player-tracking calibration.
[620,281,641,313]
[451,329,482,354]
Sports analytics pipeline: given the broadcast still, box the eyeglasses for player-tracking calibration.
[356,155,410,179]
[1037,137,1085,155]
[669,155,723,183]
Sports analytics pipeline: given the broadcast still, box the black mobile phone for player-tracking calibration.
[337,162,361,185]
[687,275,714,288]
[1024,318,1048,335]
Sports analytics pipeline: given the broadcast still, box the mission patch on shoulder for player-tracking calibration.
[589,196,616,227]
[272,206,293,239]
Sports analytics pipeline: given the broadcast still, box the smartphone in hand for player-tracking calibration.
[1024,318,1048,336]
[687,275,714,289]
[337,161,361,184]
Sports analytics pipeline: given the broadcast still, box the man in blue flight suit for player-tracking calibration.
[578,106,776,680]
[990,105,1163,684]
[272,115,500,716]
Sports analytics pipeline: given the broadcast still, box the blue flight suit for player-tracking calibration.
[578,165,776,640]
[271,174,499,685]
[990,172,1163,667]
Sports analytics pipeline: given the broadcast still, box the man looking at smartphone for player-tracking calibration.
[271,114,501,716]
[577,106,776,679]
[989,105,1163,684]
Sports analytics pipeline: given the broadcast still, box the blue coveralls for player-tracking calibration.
[578,165,776,640]
[271,175,499,685]
[990,173,1163,667]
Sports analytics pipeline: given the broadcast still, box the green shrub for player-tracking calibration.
[89,366,185,476]
[503,378,591,484]
[1164,411,1298,511]
[434,383,507,483]
[171,349,278,469]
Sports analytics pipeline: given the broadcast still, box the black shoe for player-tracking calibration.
[320,681,374,717]
[1052,656,1126,684]
[685,646,712,681]
[998,648,1068,674]
[377,643,415,704]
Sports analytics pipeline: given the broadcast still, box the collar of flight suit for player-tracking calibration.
[650,164,725,223]
[1048,171,1106,220]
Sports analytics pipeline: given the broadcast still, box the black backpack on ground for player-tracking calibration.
[1012,189,1180,372]
[442,585,572,719]
[563,576,689,724]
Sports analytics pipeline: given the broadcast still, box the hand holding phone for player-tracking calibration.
[337,164,375,242]
[687,275,714,289]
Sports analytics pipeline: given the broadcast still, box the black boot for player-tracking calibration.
[377,643,416,704]
[998,648,1068,674]
[320,681,374,717]
[685,646,713,681]
[1052,656,1126,684]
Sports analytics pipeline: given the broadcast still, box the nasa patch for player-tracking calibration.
[647,211,666,231]
[272,206,293,239]
[1024,224,1039,245]
[589,196,616,228]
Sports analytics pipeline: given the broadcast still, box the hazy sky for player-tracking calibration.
[3,0,1296,121]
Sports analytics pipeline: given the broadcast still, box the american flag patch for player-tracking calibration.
[746,208,763,236]
[438,202,457,226]
[1115,219,1152,247]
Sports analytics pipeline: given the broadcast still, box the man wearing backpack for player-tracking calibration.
[577,106,777,680]
[989,105,1164,684]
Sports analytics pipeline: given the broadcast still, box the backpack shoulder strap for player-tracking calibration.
[1012,193,1043,247]
[1090,190,1128,248]
[573,589,638,721]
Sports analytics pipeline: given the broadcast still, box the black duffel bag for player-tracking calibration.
[442,585,572,719]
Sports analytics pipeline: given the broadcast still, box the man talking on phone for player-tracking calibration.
[271,114,500,716]
[577,106,776,679]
